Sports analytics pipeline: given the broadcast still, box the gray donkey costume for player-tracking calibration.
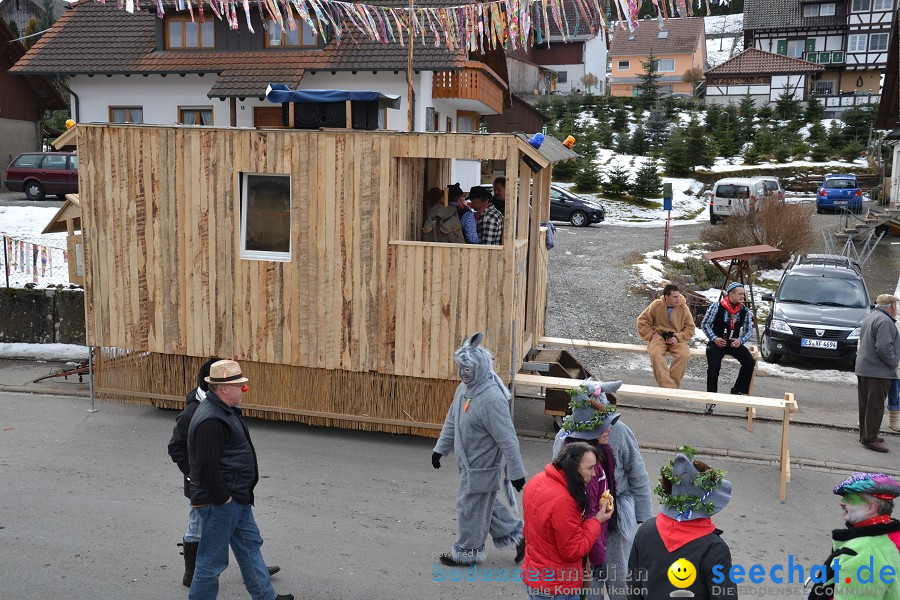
[433,333,528,566]
[552,387,653,600]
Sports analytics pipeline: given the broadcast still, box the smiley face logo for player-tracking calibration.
[667,558,697,588]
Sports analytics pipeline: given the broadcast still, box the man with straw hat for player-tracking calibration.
[187,359,293,600]
[432,333,527,567]
[627,448,737,600]
[810,472,900,600]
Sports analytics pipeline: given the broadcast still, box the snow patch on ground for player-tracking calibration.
[0,343,89,361]
[0,206,68,245]
[757,362,856,385]
[705,158,867,173]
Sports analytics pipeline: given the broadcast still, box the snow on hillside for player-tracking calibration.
[705,13,743,35]
[705,13,744,67]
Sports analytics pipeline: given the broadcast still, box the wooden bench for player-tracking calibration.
[514,373,798,502]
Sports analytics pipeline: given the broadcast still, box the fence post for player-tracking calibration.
[2,236,8,288]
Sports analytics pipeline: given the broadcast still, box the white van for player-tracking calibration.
[709,177,768,224]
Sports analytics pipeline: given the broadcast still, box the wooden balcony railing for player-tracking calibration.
[432,61,507,115]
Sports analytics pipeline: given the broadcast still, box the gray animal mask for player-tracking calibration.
[454,332,508,398]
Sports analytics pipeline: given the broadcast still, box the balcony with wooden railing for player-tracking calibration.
[432,61,508,115]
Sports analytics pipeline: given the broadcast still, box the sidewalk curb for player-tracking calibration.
[0,385,90,397]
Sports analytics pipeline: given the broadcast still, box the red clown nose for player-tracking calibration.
[241,385,249,393]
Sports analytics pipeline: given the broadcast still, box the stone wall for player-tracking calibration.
[0,288,85,344]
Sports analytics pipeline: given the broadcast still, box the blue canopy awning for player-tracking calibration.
[265,84,401,109]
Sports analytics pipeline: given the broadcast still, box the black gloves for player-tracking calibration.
[511,477,525,492]
[432,452,442,469]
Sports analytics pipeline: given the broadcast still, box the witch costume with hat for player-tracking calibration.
[552,381,653,600]
[550,380,622,599]
[432,333,528,566]
[809,473,900,600]
[627,449,737,600]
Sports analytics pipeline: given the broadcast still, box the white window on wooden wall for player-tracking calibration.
[872,0,891,9]
[820,3,837,15]
[848,34,867,52]
[870,32,889,51]
[240,174,291,261]
[851,0,871,10]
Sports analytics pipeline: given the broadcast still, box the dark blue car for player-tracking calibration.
[816,174,862,214]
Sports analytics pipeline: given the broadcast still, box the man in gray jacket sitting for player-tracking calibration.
[855,294,900,453]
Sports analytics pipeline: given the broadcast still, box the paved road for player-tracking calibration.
[0,389,890,600]
[0,189,64,209]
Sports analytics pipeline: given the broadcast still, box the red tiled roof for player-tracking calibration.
[705,47,825,76]
[12,0,467,86]
[608,17,704,57]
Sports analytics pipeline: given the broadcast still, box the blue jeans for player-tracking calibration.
[523,583,581,600]
[185,501,203,543]
[889,379,899,412]
[188,501,275,600]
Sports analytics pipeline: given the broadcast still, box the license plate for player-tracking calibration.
[834,201,848,205]
[801,339,837,349]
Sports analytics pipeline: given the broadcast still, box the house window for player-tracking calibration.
[618,60,630,70]
[657,58,675,72]
[819,3,836,15]
[851,0,871,11]
[240,174,291,261]
[848,34,867,52]
[265,19,317,48]
[870,32,889,51]
[873,0,891,9]
[786,39,805,58]
[166,16,215,49]
[803,4,819,17]
[813,80,835,96]
[178,106,213,125]
[657,30,669,39]
[557,71,568,83]
[109,106,143,123]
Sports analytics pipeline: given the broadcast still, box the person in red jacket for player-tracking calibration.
[523,442,614,599]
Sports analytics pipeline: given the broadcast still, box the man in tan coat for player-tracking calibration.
[637,284,695,388]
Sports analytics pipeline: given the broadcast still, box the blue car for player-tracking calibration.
[816,174,862,214]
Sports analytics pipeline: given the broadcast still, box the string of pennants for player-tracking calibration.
[99,0,719,50]
[4,237,63,285]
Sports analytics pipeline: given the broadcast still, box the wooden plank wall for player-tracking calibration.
[79,126,542,385]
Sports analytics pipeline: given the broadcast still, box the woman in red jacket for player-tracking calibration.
[523,442,613,599]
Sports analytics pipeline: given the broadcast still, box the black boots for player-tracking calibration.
[515,538,526,564]
[179,538,281,587]
[179,538,199,587]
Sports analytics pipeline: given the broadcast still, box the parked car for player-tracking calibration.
[757,176,784,202]
[709,177,767,224]
[4,152,78,200]
[549,184,606,226]
[759,253,870,365]
[816,174,862,214]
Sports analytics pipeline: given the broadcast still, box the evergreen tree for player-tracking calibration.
[37,0,55,32]
[596,113,615,148]
[827,120,845,149]
[753,128,776,156]
[791,139,810,161]
[773,140,790,163]
[663,128,692,177]
[841,106,877,143]
[630,124,650,156]
[841,138,864,162]
[686,118,715,170]
[646,107,671,149]
[574,159,603,193]
[611,107,629,132]
[808,121,827,146]
[738,94,757,140]
[743,144,761,165]
[637,51,662,110]
[616,131,631,154]
[603,162,632,198]
[631,160,663,202]
[8,19,20,39]
[705,104,723,134]
[756,103,775,128]
[775,87,802,122]
[804,94,825,124]
[717,118,743,160]
[810,141,829,162]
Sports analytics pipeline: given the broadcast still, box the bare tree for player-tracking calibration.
[580,72,600,94]
[682,66,705,97]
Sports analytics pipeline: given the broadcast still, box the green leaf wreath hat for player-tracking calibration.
[656,446,732,521]
[560,379,622,441]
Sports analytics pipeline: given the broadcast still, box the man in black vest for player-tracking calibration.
[700,283,756,414]
[187,360,293,600]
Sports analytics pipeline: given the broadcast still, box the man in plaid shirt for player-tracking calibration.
[469,186,503,245]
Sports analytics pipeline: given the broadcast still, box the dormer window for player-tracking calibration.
[166,16,215,49]
[265,19,317,48]
[627,34,636,41]
[658,30,669,39]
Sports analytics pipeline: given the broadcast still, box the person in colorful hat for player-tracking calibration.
[549,380,622,599]
[432,332,527,566]
[627,448,737,600]
[809,472,900,600]
[700,281,756,414]
[552,381,653,600]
